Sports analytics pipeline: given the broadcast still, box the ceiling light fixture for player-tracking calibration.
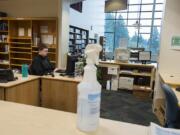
[105,0,127,13]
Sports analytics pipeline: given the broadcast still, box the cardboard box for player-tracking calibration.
[119,77,134,90]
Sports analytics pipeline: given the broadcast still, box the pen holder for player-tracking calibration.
[22,64,28,78]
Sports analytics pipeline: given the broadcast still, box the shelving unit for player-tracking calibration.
[99,60,156,99]
[119,64,155,91]
[32,19,57,67]
[69,25,89,55]
[0,17,58,70]
[0,19,10,68]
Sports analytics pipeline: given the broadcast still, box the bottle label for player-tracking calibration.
[88,93,100,115]
[77,93,101,128]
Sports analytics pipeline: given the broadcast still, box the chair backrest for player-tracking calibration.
[28,64,32,75]
[161,84,179,123]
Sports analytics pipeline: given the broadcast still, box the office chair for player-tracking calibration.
[161,84,180,129]
[28,64,32,75]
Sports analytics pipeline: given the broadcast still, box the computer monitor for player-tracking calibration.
[138,51,151,64]
[129,48,145,61]
[66,54,78,76]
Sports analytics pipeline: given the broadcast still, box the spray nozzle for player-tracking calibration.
[85,44,102,65]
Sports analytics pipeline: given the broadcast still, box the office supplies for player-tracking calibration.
[150,122,180,135]
[129,48,145,61]
[119,77,134,90]
[28,28,32,37]
[41,35,54,45]
[0,69,15,83]
[40,26,48,33]
[18,27,25,37]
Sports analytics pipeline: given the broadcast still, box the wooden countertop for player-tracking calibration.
[0,74,40,88]
[0,101,148,135]
[41,73,82,83]
[159,72,180,86]
[99,60,156,68]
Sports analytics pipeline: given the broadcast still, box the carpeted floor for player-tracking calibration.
[100,90,160,126]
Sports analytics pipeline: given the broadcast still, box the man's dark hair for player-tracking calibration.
[38,44,48,51]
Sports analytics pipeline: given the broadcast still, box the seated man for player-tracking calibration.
[30,44,55,76]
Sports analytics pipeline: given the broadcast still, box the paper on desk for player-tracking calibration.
[150,123,180,135]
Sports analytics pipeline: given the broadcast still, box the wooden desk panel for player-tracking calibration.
[5,79,40,106]
[0,101,148,135]
[0,74,40,88]
[41,78,79,113]
[0,88,4,100]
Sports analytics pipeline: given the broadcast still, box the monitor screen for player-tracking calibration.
[139,51,151,61]
[66,54,78,75]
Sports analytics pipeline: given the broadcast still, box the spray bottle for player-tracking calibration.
[77,44,102,132]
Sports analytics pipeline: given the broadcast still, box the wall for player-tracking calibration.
[58,0,70,68]
[154,0,180,101]
[69,0,105,38]
[0,0,58,17]
[158,0,180,74]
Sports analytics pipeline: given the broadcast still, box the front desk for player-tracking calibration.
[41,75,82,113]
[0,101,148,135]
[0,74,82,113]
[0,74,40,106]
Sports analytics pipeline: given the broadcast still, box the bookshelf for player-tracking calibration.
[0,19,10,68]
[32,20,57,66]
[69,25,89,55]
[0,17,58,70]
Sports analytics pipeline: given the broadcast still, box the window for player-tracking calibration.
[104,0,165,61]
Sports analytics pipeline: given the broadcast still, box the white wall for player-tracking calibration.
[154,0,180,103]
[70,0,105,38]
[0,0,59,17]
[58,0,70,68]
[158,0,180,74]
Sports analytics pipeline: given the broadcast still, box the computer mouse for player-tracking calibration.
[176,87,180,92]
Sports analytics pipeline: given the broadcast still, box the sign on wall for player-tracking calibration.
[171,36,180,50]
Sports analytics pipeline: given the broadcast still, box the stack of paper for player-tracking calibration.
[149,123,180,135]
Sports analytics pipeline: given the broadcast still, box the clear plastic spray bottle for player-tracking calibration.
[77,44,102,132]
